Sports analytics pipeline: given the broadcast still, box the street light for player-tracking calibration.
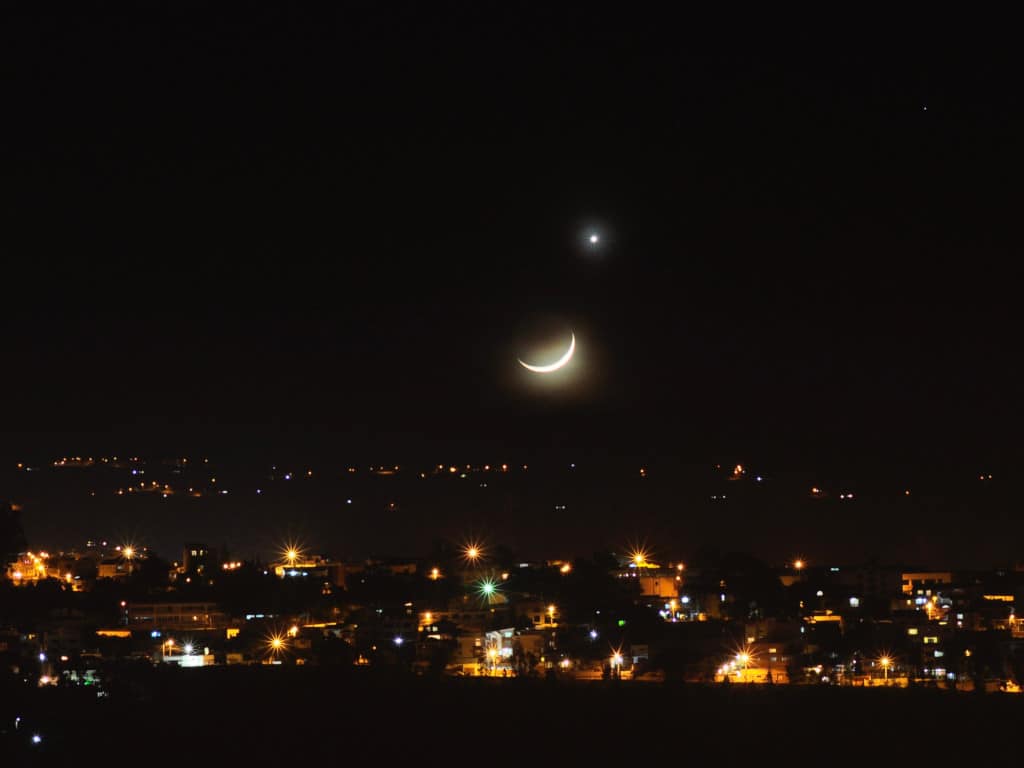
[611,651,624,679]
[880,656,891,682]
[735,650,752,682]
[268,634,287,661]
[463,541,484,565]
[475,575,501,606]
[122,544,136,576]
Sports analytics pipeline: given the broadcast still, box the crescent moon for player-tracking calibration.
[518,333,576,373]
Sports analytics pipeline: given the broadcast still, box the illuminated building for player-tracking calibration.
[182,542,211,576]
[125,601,229,631]
[96,557,132,581]
[514,600,560,629]
[272,555,346,589]
[902,572,953,595]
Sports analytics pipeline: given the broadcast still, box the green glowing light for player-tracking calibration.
[476,577,500,604]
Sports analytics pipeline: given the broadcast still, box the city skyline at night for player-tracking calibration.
[4,4,1024,760]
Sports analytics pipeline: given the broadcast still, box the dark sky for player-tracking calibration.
[4,6,1023,560]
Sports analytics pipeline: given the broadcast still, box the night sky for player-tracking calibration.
[5,6,1023,562]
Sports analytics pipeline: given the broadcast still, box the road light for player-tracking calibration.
[268,634,287,659]
[463,541,484,565]
[611,651,624,679]
[735,649,752,682]
[476,577,500,605]
[122,544,137,576]
[880,656,891,682]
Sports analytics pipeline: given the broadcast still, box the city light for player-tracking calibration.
[268,634,287,655]
[880,655,892,681]
[463,541,485,563]
[475,577,500,604]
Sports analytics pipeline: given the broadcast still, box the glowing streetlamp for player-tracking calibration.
[122,544,137,576]
[611,651,624,679]
[463,541,484,565]
[268,634,287,660]
[880,655,891,682]
[737,651,751,679]
[476,577,500,606]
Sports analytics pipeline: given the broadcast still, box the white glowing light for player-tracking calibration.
[589,233,599,244]
[518,333,576,373]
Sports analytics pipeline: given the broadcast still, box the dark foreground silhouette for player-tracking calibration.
[5,667,1023,763]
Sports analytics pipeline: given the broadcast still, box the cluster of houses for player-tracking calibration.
[5,543,1024,693]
